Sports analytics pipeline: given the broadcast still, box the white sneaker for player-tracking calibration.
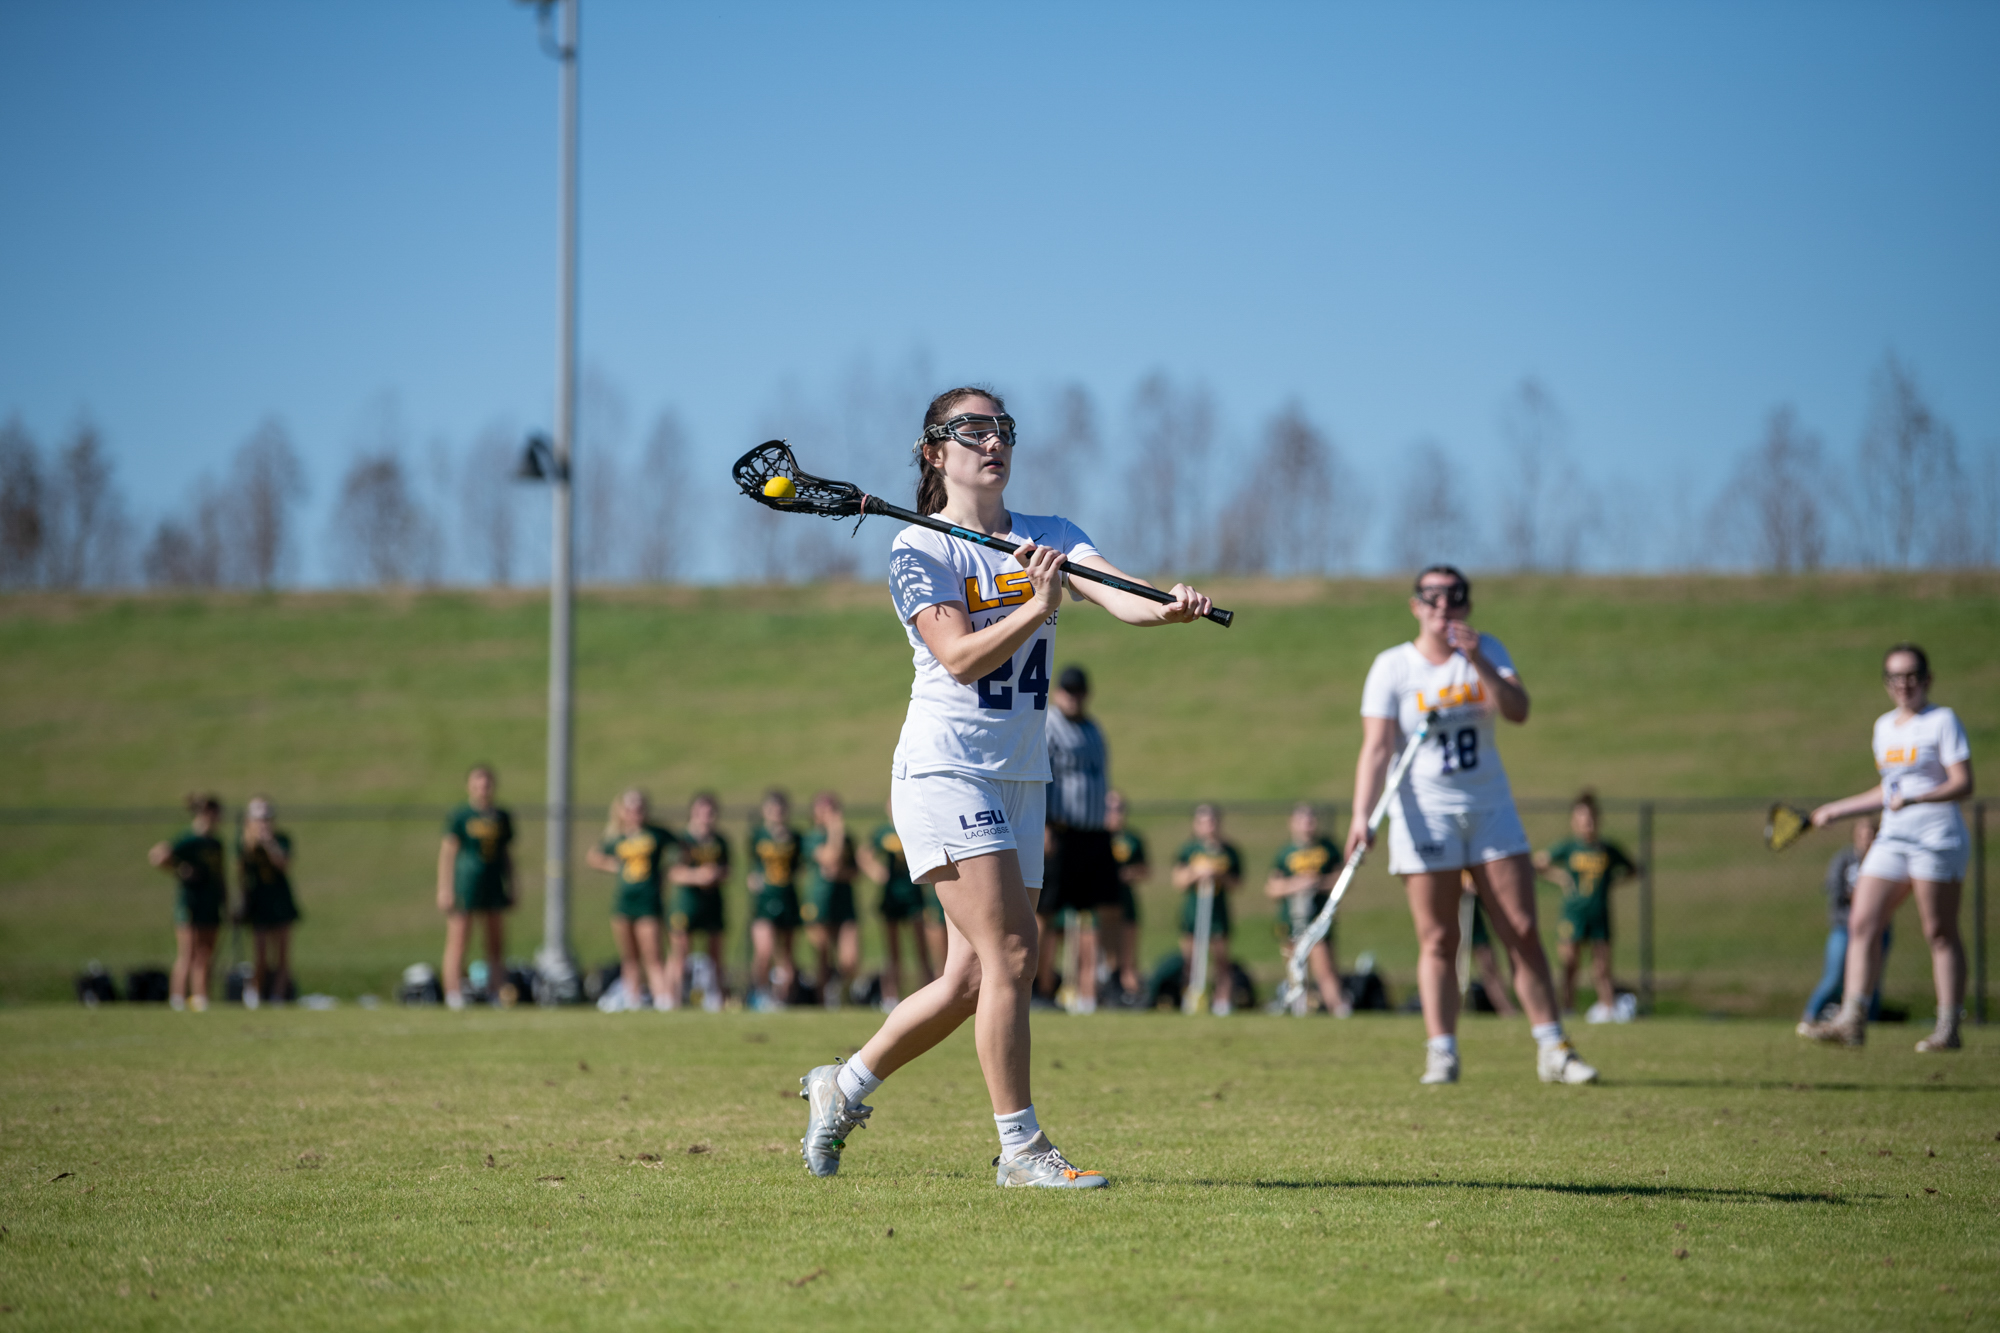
[189,994,208,1013]
[1420,1047,1460,1084]
[1210,997,1233,1017]
[1613,993,1639,1022]
[994,1132,1108,1188]
[702,989,724,1013]
[445,992,467,1011]
[1068,995,1097,1015]
[1584,1002,1613,1024]
[798,1062,872,1178]
[243,984,261,1011]
[1537,1041,1598,1084]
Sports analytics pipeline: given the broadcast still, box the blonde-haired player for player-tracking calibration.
[1350,565,1595,1085]
[585,788,674,1010]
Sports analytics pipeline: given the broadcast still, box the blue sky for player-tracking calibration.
[2,2,1995,580]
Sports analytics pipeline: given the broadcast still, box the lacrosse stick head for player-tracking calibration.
[732,440,866,518]
[1764,802,1811,852]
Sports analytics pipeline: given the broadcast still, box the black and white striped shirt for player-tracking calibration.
[1045,709,1108,829]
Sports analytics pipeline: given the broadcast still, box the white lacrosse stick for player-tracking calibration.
[1278,711,1439,1014]
[1183,872,1216,1015]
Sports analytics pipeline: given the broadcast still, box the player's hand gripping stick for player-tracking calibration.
[1278,712,1440,1015]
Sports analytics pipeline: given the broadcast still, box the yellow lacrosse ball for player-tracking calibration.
[763,476,797,500]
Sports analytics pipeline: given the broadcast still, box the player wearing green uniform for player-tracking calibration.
[1263,804,1350,1017]
[746,790,803,1011]
[1534,791,1635,1019]
[1105,791,1149,1003]
[237,796,299,1008]
[149,793,227,1011]
[436,765,514,1010]
[667,792,730,1011]
[858,797,935,1008]
[1171,804,1243,1016]
[586,788,675,1010]
[801,792,862,1009]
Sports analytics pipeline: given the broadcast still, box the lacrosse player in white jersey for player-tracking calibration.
[797,386,1213,1188]
[1350,565,1597,1087]
[1802,643,1975,1051]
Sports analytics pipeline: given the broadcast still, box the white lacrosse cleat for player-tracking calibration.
[1420,1046,1460,1085]
[1537,1041,1599,1084]
[799,1061,872,1178]
[994,1132,1108,1188]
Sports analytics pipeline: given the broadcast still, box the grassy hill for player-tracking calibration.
[2,573,1995,1012]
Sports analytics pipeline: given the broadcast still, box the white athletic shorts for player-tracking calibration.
[1859,834,1967,884]
[1386,790,1532,876]
[890,770,1046,887]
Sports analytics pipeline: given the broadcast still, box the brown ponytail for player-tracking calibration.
[915,385,1006,516]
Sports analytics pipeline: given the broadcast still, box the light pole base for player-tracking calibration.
[533,944,582,1005]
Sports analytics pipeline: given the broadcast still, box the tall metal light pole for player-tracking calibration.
[522,0,581,1002]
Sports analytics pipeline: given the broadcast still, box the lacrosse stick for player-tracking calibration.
[1183,872,1216,1015]
[1764,802,1812,852]
[1277,711,1440,1013]
[733,441,1233,627]
[1057,910,1081,1013]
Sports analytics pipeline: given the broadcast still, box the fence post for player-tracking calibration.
[1638,801,1655,1016]
[1975,800,1987,1026]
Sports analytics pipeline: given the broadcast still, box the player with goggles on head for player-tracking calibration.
[1349,565,1598,1086]
[796,384,1211,1190]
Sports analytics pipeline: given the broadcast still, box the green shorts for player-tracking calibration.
[754,884,801,931]
[612,881,664,921]
[1179,891,1231,938]
[242,885,300,929]
[454,874,512,915]
[1559,893,1610,945]
[670,886,725,936]
[802,880,856,928]
[879,878,925,922]
[175,888,225,929]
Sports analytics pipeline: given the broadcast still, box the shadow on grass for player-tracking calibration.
[1613,1079,1990,1094]
[1184,1179,1872,1205]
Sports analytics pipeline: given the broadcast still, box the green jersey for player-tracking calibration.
[800,828,858,927]
[237,830,299,927]
[600,823,673,919]
[1544,838,1635,904]
[168,830,228,927]
[1272,836,1340,940]
[749,825,803,927]
[446,804,514,913]
[1174,838,1242,937]
[872,823,925,920]
[672,829,730,935]
[1110,829,1148,873]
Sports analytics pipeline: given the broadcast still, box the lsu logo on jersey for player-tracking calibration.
[1879,746,1918,768]
[1416,681,1487,712]
[963,571,1034,613]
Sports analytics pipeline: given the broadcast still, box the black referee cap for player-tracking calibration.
[1057,665,1089,695]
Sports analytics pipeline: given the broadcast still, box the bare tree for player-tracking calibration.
[578,369,631,583]
[1391,439,1477,573]
[634,409,690,583]
[143,478,227,587]
[43,422,130,588]
[1120,373,1215,573]
[327,453,439,586]
[1496,378,1595,571]
[1709,407,1829,572]
[1012,383,1100,523]
[0,417,45,587]
[1855,354,1964,568]
[223,418,307,588]
[1213,404,1359,577]
[460,423,523,586]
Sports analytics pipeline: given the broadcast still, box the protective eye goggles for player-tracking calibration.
[924,413,1016,450]
[1414,581,1469,610]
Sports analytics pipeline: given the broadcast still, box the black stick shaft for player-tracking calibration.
[864,496,1233,628]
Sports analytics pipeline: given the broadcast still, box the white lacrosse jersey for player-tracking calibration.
[1360,636,1520,814]
[888,513,1098,780]
[1874,705,1970,848]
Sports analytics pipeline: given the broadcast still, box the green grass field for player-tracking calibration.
[1,574,1996,1014]
[2,1009,1995,1331]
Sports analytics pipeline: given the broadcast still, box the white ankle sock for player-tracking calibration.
[1426,1034,1457,1058]
[835,1057,882,1104]
[1531,1022,1565,1049]
[995,1105,1040,1157]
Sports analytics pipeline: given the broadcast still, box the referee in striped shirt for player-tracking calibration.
[1035,665,1124,1013]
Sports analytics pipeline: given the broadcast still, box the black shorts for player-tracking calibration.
[1051,827,1121,913]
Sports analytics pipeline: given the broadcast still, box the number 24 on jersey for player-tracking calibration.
[977,640,1050,712]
